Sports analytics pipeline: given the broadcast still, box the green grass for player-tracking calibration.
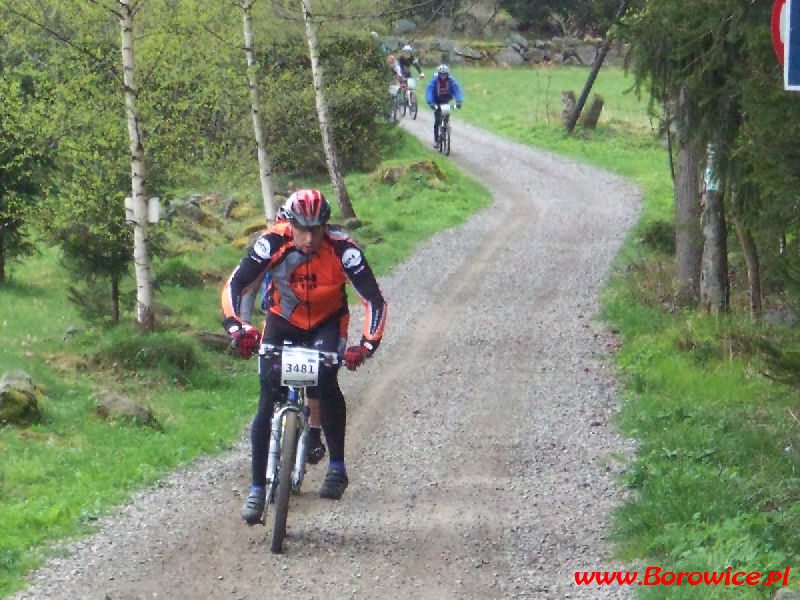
[344,133,490,272]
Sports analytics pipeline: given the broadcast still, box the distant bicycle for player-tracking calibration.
[404,76,419,120]
[389,76,421,121]
[388,82,400,122]
[436,103,454,156]
[396,79,408,118]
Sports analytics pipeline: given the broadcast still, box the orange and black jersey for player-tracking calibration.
[221,221,386,345]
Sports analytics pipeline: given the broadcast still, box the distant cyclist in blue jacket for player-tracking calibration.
[425,64,463,149]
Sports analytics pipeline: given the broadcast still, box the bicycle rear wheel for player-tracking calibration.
[270,410,299,554]
[442,120,451,155]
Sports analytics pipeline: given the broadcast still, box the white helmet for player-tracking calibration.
[436,64,450,75]
[402,44,413,53]
[276,197,293,221]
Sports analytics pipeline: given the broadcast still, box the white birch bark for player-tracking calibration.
[300,0,356,219]
[119,0,154,329]
[241,0,275,223]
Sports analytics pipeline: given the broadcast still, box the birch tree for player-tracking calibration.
[300,0,356,220]
[240,0,276,223]
[112,0,155,330]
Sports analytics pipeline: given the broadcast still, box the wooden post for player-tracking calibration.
[580,94,604,129]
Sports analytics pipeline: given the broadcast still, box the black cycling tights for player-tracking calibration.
[250,312,346,487]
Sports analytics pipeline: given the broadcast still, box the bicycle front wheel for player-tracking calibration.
[270,410,299,554]
[409,91,418,119]
[442,119,451,156]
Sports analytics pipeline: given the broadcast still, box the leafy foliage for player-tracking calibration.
[500,0,626,35]
[259,33,393,175]
[621,0,800,316]
[0,73,54,282]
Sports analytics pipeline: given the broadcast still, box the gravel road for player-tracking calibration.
[12,110,641,600]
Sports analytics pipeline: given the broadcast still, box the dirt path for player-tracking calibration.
[14,110,641,600]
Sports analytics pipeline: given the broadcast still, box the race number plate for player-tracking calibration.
[281,347,320,387]
[440,103,451,114]
[406,77,416,90]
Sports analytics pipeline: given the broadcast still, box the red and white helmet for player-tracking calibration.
[284,189,331,227]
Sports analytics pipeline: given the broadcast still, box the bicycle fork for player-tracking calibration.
[265,395,309,493]
[265,410,282,501]
[293,425,309,490]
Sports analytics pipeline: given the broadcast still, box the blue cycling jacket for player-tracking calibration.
[425,74,463,106]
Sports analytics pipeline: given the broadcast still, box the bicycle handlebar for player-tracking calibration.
[259,343,340,366]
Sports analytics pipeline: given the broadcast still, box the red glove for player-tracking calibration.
[230,325,259,359]
[343,345,369,371]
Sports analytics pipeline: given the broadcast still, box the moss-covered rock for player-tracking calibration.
[0,371,43,426]
[93,389,161,430]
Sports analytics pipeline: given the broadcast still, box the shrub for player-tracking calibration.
[94,332,205,385]
[259,34,394,175]
[154,257,204,288]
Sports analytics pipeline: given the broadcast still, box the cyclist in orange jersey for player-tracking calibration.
[221,189,387,524]
[221,199,329,468]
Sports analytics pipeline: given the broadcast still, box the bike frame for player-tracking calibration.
[405,77,416,104]
[437,103,453,155]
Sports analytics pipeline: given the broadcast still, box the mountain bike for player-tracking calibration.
[436,103,453,156]
[405,77,419,119]
[388,83,400,122]
[259,342,340,554]
[396,79,408,118]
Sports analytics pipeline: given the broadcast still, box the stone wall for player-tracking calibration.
[382,33,629,69]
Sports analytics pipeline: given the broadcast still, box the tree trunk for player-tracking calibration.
[111,277,120,323]
[580,94,604,130]
[300,0,356,220]
[730,192,761,320]
[699,145,729,314]
[119,0,154,330]
[241,0,276,224]
[672,87,703,306]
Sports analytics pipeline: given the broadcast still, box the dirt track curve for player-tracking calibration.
[13,109,641,600]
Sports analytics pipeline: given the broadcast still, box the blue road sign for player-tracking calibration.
[786,0,800,89]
